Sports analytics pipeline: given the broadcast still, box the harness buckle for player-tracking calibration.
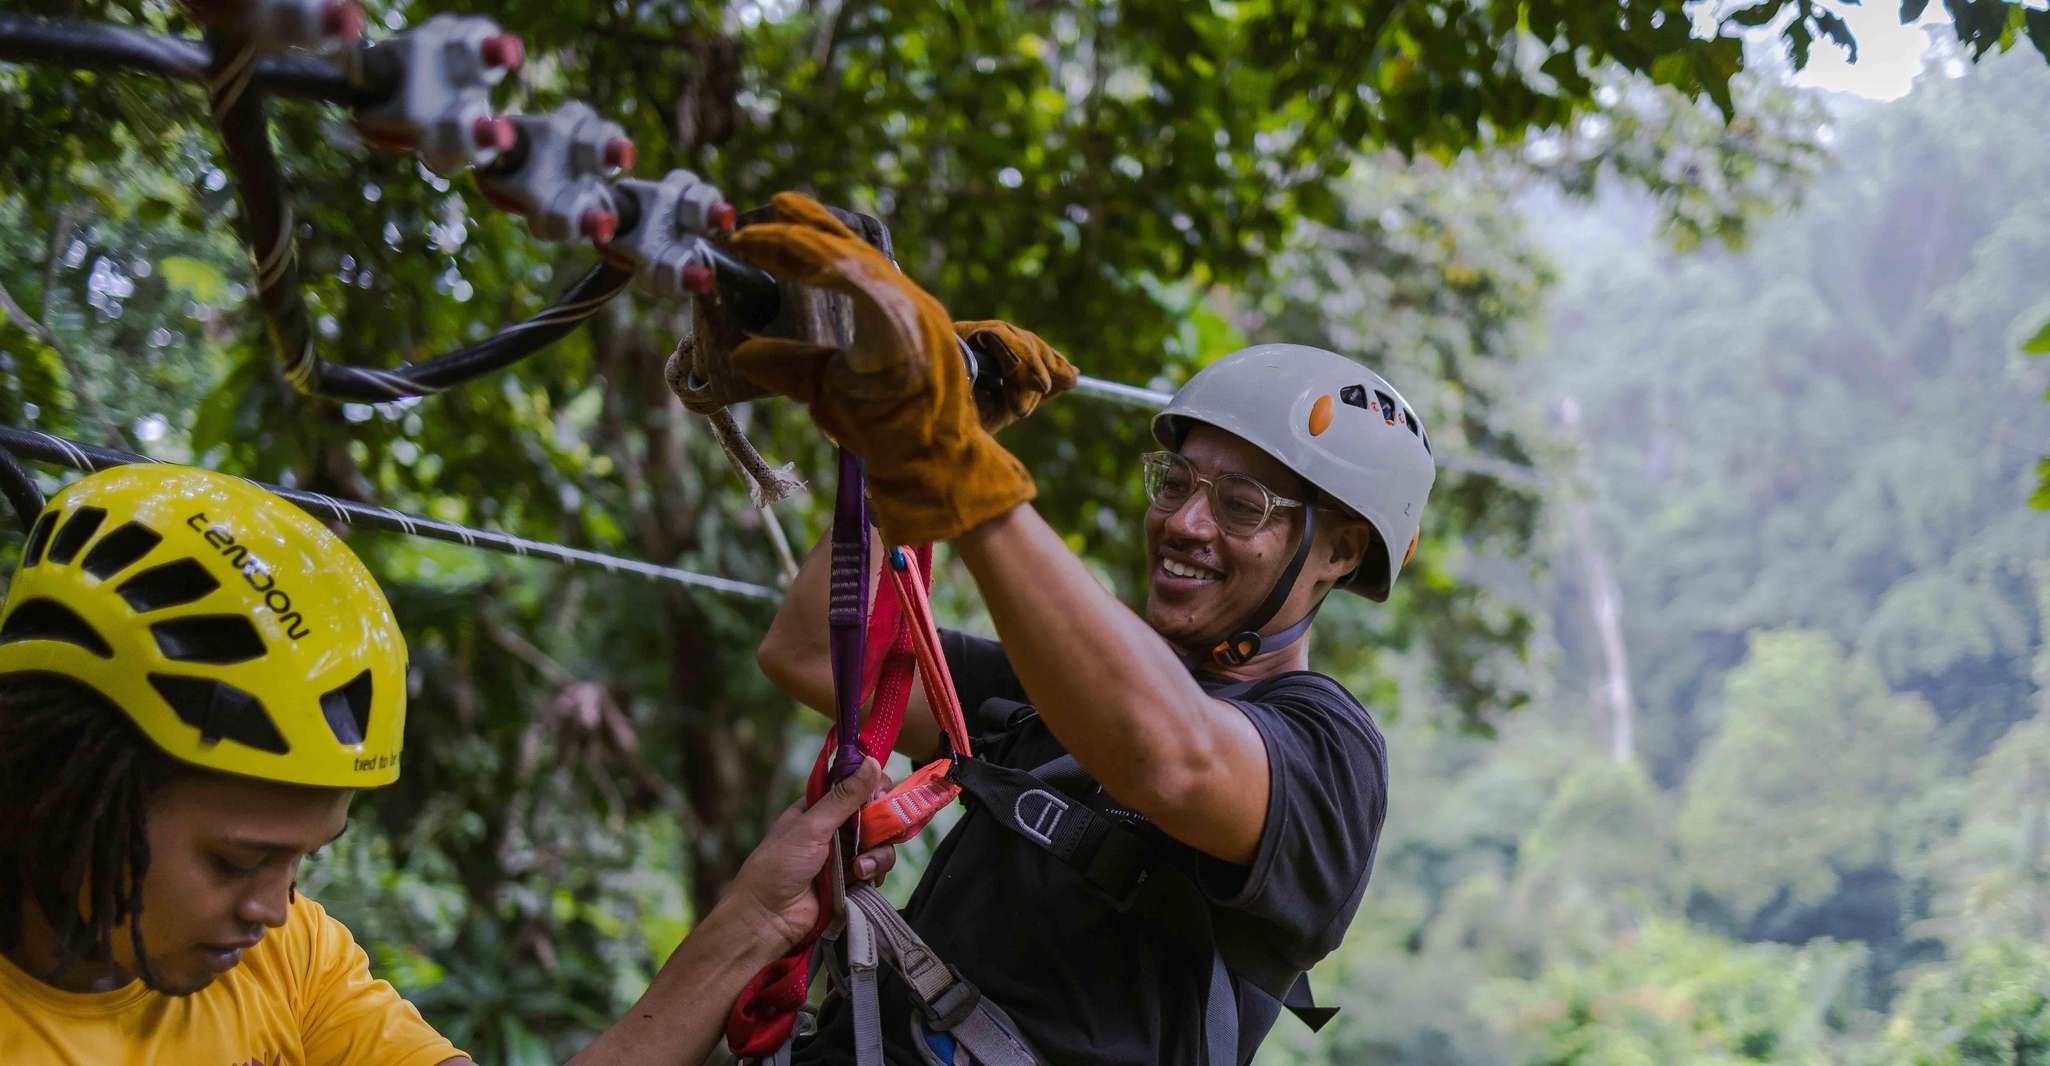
[1081,831,1151,912]
[919,968,982,1031]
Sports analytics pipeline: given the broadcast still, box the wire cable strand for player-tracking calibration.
[0,426,778,599]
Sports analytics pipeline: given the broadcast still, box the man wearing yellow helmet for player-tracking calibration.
[0,463,895,1065]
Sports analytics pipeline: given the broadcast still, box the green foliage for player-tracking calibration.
[1678,630,1938,939]
[1912,716,2050,952]
[2025,318,2050,355]
[1521,759,1674,913]
[2029,317,2050,504]
[1877,938,2050,1066]
[1481,920,1864,1066]
[1277,52,2050,1066]
[1532,50,2050,775]
[1909,570,2050,955]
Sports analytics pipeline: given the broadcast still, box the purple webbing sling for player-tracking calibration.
[826,448,870,784]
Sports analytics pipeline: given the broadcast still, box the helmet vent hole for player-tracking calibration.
[1339,385,1371,410]
[0,597,114,658]
[21,512,57,568]
[1371,390,1398,425]
[319,669,374,746]
[117,560,221,613]
[151,615,266,665]
[149,674,289,754]
[1401,410,1420,437]
[46,507,107,565]
[81,523,164,580]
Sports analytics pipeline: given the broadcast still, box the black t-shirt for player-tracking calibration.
[793,630,1388,1066]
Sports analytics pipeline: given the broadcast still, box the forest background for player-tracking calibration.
[3,1,2049,1063]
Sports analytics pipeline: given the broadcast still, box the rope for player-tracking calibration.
[705,407,806,506]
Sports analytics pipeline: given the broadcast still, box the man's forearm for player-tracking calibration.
[954,507,1222,798]
[564,901,785,1066]
[956,504,1269,860]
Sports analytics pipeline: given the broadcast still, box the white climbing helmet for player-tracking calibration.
[1153,343,1436,602]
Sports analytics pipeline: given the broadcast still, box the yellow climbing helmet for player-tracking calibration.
[0,464,408,788]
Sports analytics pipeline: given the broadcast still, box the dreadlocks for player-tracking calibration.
[0,676,173,988]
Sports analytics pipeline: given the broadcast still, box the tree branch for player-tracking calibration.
[41,205,76,322]
[0,275,132,450]
[8,206,130,449]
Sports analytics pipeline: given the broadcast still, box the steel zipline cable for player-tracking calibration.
[0,427,780,600]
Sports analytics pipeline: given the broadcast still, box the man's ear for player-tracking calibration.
[1318,517,1371,583]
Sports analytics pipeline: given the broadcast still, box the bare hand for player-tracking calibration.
[723,759,899,954]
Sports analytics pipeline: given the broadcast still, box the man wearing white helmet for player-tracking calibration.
[740,195,1429,1064]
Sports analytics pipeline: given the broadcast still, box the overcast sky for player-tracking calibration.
[1781,2,1954,100]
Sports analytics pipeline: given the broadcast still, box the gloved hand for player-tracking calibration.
[728,193,1034,544]
[955,320,1078,433]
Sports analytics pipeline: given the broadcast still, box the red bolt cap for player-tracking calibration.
[472,116,517,152]
[682,261,716,293]
[321,1,366,42]
[602,138,637,171]
[708,202,737,232]
[580,208,619,244]
[480,34,525,70]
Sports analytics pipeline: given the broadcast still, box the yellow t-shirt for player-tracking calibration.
[0,896,464,1066]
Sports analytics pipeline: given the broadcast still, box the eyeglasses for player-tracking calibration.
[1140,451,1304,537]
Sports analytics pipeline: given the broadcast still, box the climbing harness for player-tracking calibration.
[726,449,1048,1066]
[942,680,1347,1064]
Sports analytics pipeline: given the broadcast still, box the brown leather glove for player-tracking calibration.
[728,193,1034,544]
[954,321,1078,433]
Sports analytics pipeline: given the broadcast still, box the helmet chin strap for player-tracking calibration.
[1208,505,1318,668]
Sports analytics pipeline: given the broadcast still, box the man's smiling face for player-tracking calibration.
[1141,425,1312,652]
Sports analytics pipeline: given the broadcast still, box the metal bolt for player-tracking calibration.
[472,116,516,151]
[579,207,618,243]
[321,1,366,41]
[480,33,524,70]
[602,137,637,172]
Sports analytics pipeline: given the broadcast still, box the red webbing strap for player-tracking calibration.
[724,544,938,1059]
[854,548,972,849]
[853,543,931,758]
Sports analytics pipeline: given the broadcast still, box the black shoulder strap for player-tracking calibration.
[949,755,1174,912]
[1205,950,1239,1066]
